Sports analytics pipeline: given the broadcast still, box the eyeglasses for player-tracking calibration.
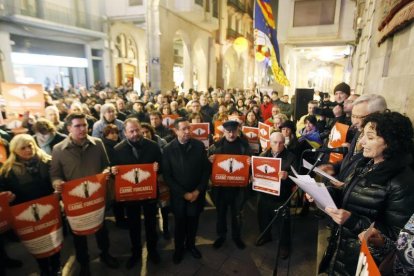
[351,114,368,120]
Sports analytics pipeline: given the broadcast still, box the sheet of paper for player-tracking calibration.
[289,176,337,210]
[290,165,315,183]
[302,159,340,183]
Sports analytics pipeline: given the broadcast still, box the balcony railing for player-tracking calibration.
[0,0,104,32]
[227,0,245,12]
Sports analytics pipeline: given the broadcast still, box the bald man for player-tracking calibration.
[255,132,296,259]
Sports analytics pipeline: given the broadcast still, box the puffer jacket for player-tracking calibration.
[327,155,414,276]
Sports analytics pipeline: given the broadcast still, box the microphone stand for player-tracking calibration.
[256,150,324,276]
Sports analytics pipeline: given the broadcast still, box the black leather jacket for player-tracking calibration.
[328,155,414,276]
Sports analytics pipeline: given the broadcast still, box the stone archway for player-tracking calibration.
[114,33,138,86]
[223,46,239,89]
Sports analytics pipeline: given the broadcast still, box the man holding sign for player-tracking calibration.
[255,132,296,259]
[51,113,119,275]
[209,120,252,250]
[111,118,162,268]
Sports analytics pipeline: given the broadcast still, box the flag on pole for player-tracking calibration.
[254,0,290,86]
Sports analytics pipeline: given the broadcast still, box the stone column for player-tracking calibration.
[146,0,161,91]
[0,31,15,83]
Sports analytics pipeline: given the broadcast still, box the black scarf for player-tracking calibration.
[22,157,40,175]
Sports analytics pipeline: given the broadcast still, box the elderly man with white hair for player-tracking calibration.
[319,94,387,184]
[255,132,296,260]
[92,103,125,140]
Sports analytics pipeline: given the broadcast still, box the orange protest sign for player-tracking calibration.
[114,164,157,202]
[214,120,224,141]
[0,193,11,233]
[162,114,179,129]
[252,156,281,196]
[61,173,107,235]
[328,123,349,163]
[190,123,210,148]
[355,239,381,276]
[211,154,250,187]
[0,144,7,164]
[10,194,63,258]
[259,122,271,151]
[259,122,271,140]
[242,126,259,153]
[1,83,45,118]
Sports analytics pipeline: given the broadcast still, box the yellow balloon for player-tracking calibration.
[233,37,249,53]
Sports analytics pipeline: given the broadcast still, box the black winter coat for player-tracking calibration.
[208,136,252,199]
[328,155,414,276]
[162,138,210,217]
[0,160,53,205]
[111,138,162,203]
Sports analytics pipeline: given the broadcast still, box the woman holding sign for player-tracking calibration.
[0,134,61,276]
[317,112,414,276]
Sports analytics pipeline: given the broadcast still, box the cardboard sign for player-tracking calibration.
[0,193,11,233]
[259,122,271,151]
[328,122,349,163]
[242,126,260,153]
[0,144,7,164]
[10,194,63,258]
[190,123,210,148]
[115,164,157,202]
[213,120,224,141]
[61,173,107,235]
[355,239,381,276]
[1,83,45,118]
[211,154,250,187]
[252,156,281,196]
[162,114,179,129]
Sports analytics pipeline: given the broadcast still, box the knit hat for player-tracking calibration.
[334,82,351,96]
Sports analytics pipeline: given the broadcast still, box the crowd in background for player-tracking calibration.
[0,80,413,276]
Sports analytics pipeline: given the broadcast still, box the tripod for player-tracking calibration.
[255,151,324,276]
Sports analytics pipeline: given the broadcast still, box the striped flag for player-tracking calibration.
[254,0,290,86]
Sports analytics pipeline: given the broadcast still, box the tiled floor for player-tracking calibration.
[4,197,319,276]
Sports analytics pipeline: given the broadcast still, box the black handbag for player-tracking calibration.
[318,227,340,274]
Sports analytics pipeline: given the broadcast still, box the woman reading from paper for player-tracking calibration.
[0,134,61,275]
[308,112,414,275]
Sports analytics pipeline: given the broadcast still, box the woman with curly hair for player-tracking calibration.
[317,112,414,276]
[0,134,61,275]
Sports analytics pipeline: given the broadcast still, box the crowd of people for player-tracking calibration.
[0,81,413,276]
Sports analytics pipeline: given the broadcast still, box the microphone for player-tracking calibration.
[310,147,348,154]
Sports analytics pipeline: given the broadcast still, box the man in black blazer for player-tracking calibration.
[162,117,210,264]
[111,118,162,269]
